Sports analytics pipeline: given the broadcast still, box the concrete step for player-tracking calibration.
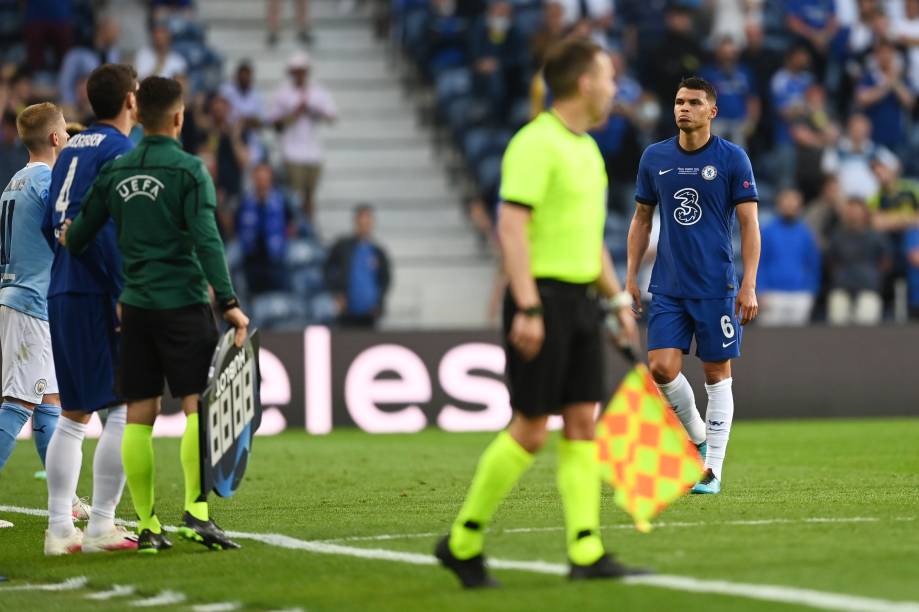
[316,175,453,200]
[242,60,395,87]
[319,195,462,210]
[208,31,385,62]
[318,211,470,236]
[323,148,438,169]
[199,0,372,22]
[323,133,430,150]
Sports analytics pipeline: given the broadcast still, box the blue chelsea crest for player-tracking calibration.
[702,165,718,181]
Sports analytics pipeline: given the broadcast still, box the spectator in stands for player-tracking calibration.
[324,204,392,328]
[555,0,612,32]
[758,189,821,326]
[422,0,470,76]
[24,0,73,73]
[4,69,34,115]
[529,0,566,67]
[868,150,919,299]
[826,196,891,325]
[645,5,706,137]
[804,174,845,251]
[893,0,919,90]
[468,0,527,124]
[784,0,839,78]
[771,45,815,184]
[219,60,265,127]
[236,163,295,295]
[821,113,888,199]
[789,83,837,202]
[590,50,644,216]
[58,15,121,116]
[700,36,760,148]
[905,224,919,319]
[0,110,27,188]
[854,39,915,152]
[869,149,919,232]
[741,18,784,156]
[135,21,188,80]
[200,92,250,208]
[267,0,312,46]
[151,0,196,21]
[270,51,337,219]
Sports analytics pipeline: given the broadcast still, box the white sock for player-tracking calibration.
[86,406,127,538]
[704,378,734,480]
[46,417,86,538]
[656,372,706,444]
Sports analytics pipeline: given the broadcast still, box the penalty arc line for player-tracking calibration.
[1,506,918,612]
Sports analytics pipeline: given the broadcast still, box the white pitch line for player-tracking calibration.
[85,585,136,600]
[0,576,88,592]
[1,506,918,612]
[321,516,916,543]
[190,603,242,612]
[129,590,187,607]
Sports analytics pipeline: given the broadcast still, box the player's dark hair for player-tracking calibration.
[87,64,137,120]
[542,37,604,100]
[16,102,62,152]
[137,76,184,129]
[677,76,718,103]
[354,203,374,216]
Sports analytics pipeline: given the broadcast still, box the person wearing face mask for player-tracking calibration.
[468,0,527,123]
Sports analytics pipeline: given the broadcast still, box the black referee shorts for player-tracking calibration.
[119,303,219,401]
[502,279,606,417]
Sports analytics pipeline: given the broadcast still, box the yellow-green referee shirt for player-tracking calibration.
[499,111,607,284]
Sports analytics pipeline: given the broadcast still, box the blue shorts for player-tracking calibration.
[48,293,122,412]
[647,294,742,363]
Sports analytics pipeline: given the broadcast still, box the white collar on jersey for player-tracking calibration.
[25,162,50,169]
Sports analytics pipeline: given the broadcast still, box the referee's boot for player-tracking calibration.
[137,529,172,555]
[569,553,653,581]
[434,536,500,589]
[178,512,241,551]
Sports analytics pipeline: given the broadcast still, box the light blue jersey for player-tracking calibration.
[0,163,54,320]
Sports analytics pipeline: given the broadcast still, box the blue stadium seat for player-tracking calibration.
[476,154,502,195]
[513,6,544,40]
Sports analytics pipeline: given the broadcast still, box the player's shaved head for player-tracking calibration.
[543,37,604,100]
[137,76,184,130]
[16,102,66,153]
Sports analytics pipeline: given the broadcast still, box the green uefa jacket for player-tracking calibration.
[66,135,235,310]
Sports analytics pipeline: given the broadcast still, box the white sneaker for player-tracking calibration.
[83,525,138,553]
[44,527,83,556]
[72,497,91,521]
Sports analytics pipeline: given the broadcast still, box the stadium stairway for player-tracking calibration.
[199,0,499,329]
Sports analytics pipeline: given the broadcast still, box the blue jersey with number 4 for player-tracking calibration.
[0,163,54,320]
[635,135,758,299]
[47,124,133,298]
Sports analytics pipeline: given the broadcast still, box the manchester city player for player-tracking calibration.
[626,76,760,495]
[43,64,139,555]
[0,104,68,481]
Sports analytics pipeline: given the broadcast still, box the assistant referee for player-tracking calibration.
[435,38,644,588]
[62,76,249,554]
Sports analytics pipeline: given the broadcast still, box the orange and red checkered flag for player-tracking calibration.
[596,363,703,533]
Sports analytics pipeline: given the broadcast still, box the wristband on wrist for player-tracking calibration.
[519,304,544,317]
[218,296,240,314]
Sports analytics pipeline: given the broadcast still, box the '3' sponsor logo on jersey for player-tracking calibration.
[673,187,702,226]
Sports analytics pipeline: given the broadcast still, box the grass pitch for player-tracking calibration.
[0,418,917,611]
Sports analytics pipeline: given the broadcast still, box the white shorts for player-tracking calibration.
[0,305,59,404]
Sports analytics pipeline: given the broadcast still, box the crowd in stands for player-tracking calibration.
[0,0,392,330]
[392,0,919,324]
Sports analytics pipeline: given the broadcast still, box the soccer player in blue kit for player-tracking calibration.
[626,77,761,495]
[43,64,139,554]
[0,104,69,480]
